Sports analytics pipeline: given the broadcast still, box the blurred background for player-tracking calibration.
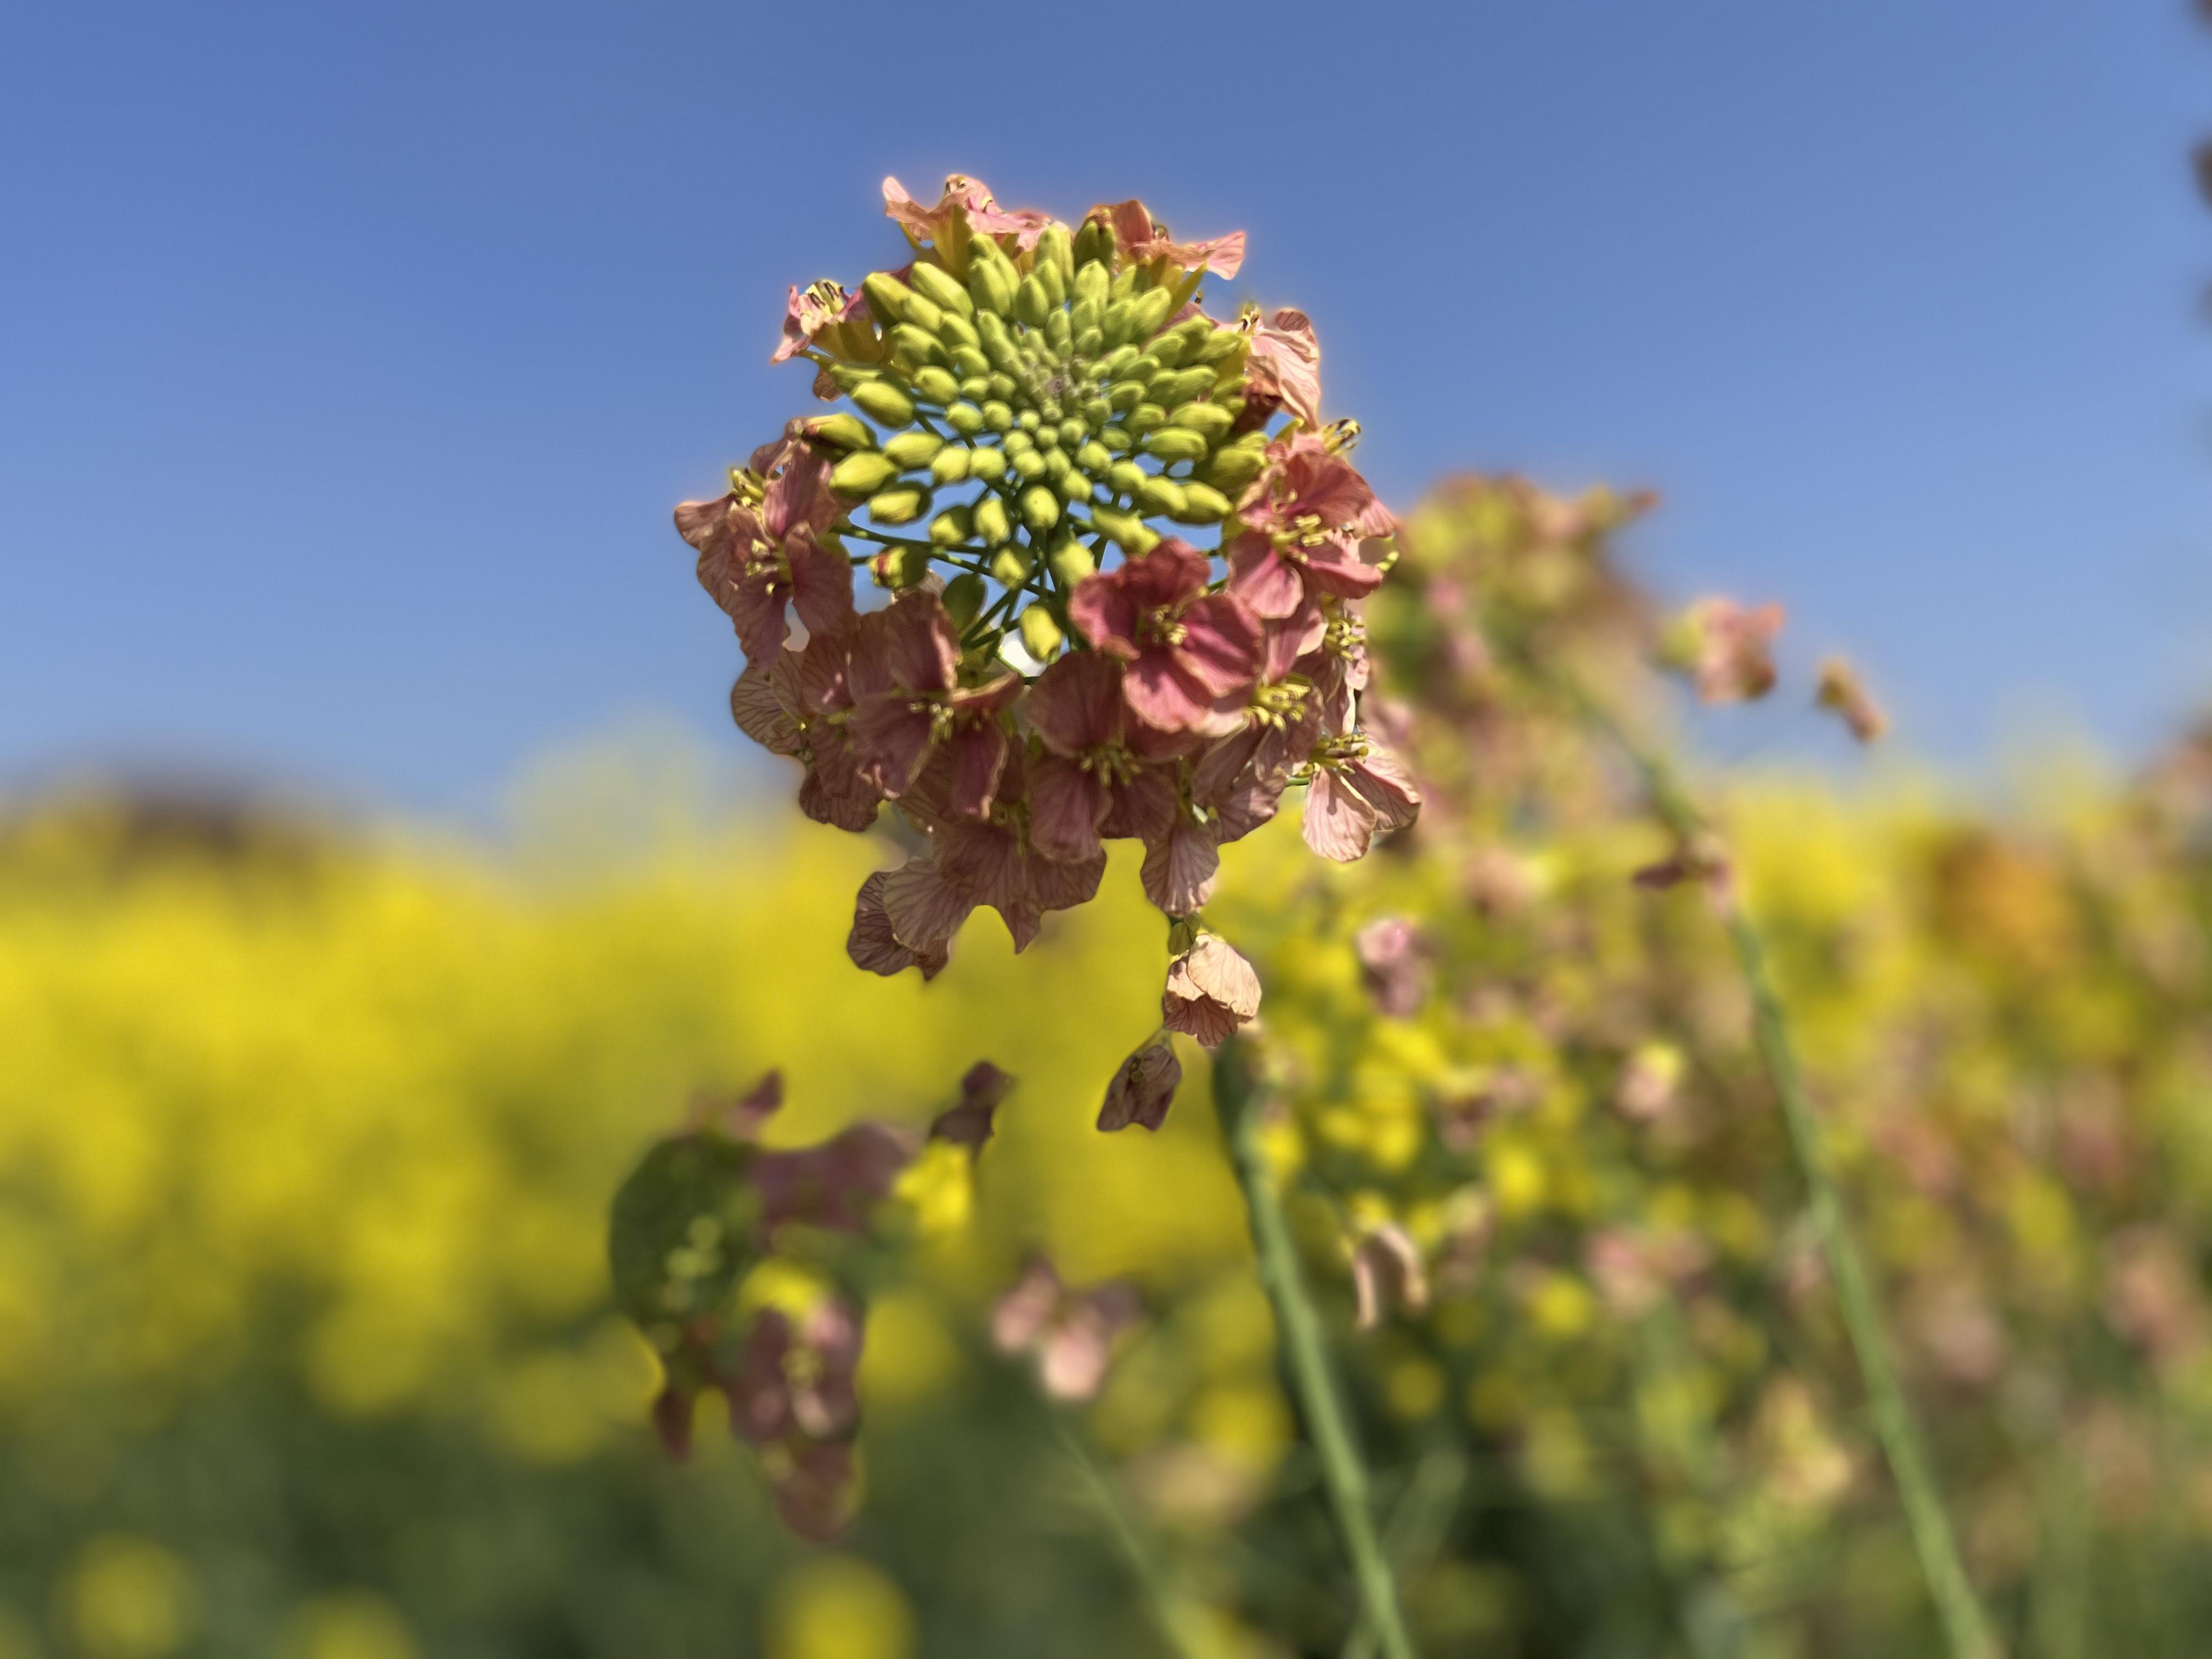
[5,4,2212,1656]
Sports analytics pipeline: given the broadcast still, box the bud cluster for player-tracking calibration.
[676,174,1419,1036]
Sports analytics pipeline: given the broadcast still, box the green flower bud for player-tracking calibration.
[1098,426,1133,454]
[1080,396,1113,428]
[827,363,880,392]
[990,544,1034,584]
[1171,482,1232,523]
[1017,409,1042,433]
[973,494,1013,545]
[1075,441,1112,475]
[983,399,1015,432]
[907,262,974,320]
[1049,542,1097,585]
[1169,402,1237,442]
[874,544,932,589]
[957,376,991,402]
[1106,380,1145,413]
[1045,310,1073,356]
[1199,445,1267,492]
[1073,256,1111,307]
[883,431,943,469]
[968,251,1017,317]
[1070,295,1101,340]
[867,483,932,524]
[1036,224,1074,286]
[913,365,960,405]
[1128,402,1167,434]
[891,323,946,366]
[1109,264,1142,304]
[1012,448,1048,481]
[800,413,875,451]
[1127,286,1176,342]
[1135,474,1187,517]
[1019,605,1064,662]
[830,449,902,497]
[862,272,916,323]
[987,372,1018,402]
[1141,427,1209,464]
[1099,296,1137,348]
[1036,424,1060,450]
[1014,275,1051,328]
[945,402,986,437]
[1107,460,1149,496]
[1158,366,1216,406]
[941,572,986,627]
[1019,484,1060,533]
[951,346,991,379]
[1042,447,1070,481]
[851,381,916,427]
[930,504,974,546]
[1056,417,1087,448]
[930,445,972,485]
[1055,469,1093,505]
[1096,343,1139,378]
[967,444,1007,481]
[906,292,946,334]
[1193,328,1245,365]
[938,310,980,352]
[1074,327,1104,360]
[1036,255,1067,309]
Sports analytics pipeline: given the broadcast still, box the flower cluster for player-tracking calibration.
[677,174,1418,1048]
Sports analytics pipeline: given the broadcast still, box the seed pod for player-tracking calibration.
[930,504,974,547]
[883,431,943,469]
[868,483,932,524]
[1012,448,1048,481]
[982,399,1015,432]
[830,449,901,497]
[1055,469,1093,506]
[1019,605,1064,662]
[929,446,972,485]
[1049,542,1097,585]
[973,494,1012,545]
[1159,366,1216,405]
[1200,444,1267,492]
[1036,255,1067,309]
[1036,224,1075,286]
[913,366,960,405]
[951,346,991,379]
[945,401,986,437]
[1045,310,1073,356]
[891,323,946,366]
[1014,275,1051,328]
[1127,286,1176,342]
[862,272,916,323]
[1176,482,1232,522]
[990,544,1034,583]
[1169,402,1236,442]
[1128,402,1167,434]
[799,413,875,451]
[967,444,1007,481]
[1075,440,1112,475]
[1020,484,1060,533]
[1141,427,1209,464]
[941,572,987,627]
[907,262,974,319]
[851,381,916,427]
[1135,474,1188,517]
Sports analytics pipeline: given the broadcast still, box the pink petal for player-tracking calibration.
[1224,535,1306,621]
[1347,744,1421,833]
[1067,574,1141,658]
[729,659,803,757]
[1302,769,1378,862]
[1024,650,1125,754]
[937,820,1026,910]
[848,871,928,978]
[1101,763,1180,843]
[944,719,1009,819]
[881,856,975,949]
[1122,652,1218,732]
[729,573,789,665]
[787,530,856,638]
[1026,754,1109,864]
[850,697,936,797]
[1140,817,1220,916]
[1026,846,1105,912]
[881,589,960,693]
[1176,594,1263,697]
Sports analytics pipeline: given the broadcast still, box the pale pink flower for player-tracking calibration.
[1161,934,1262,1049]
[1090,199,1246,278]
[1665,597,1784,703]
[1097,1039,1183,1133]
[771,279,871,365]
[846,869,951,981]
[1302,737,1420,862]
[1139,809,1221,916]
[1816,655,1889,742]
[1224,436,1391,620]
[730,635,884,833]
[726,1297,865,1541]
[884,173,1059,250]
[991,1255,1146,1402]
[1350,1223,1429,1330]
[676,441,853,664]
[1070,540,1264,733]
[1354,917,1430,1018]
[1613,1043,1683,1124]
[1239,307,1322,430]
[1022,651,1182,864]
[751,1122,920,1240]
[847,590,1018,815]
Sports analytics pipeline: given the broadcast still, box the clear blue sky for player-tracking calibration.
[4,2,2207,812]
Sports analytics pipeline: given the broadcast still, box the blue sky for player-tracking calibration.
[3,2,2207,812]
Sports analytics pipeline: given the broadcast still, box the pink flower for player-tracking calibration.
[1816,655,1888,742]
[731,623,883,832]
[847,868,951,980]
[1350,1222,1429,1331]
[750,1121,919,1240]
[1022,651,1182,864]
[847,590,1018,815]
[770,279,872,365]
[1354,917,1430,1018]
[675,441,853,664]
[1224,436,1392,620]
[929,1060,1017,1150]
[1302,737,1421,863]
[1239,308,1322,431]
[1664,597,1784,703]
[884,173,1059,251]
[1098,1039,1183,1132]
[726,1297,865,1541]
[1090,199,1246,278]
[1069,540,1263,733]
[991,1255,1146,1401]
[1161,934,1261,1049]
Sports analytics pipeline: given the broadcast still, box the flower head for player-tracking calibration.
[1069,540,1263,733]
[1662,596,1784,703]
[991,1254,1146,1401]
[1162,934,1262,1049]
[1226,435,1393,620]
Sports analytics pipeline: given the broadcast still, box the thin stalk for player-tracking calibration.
[1214,1036,1420,1659]
[1540,662,1997,1659]
[1041,1410,1210,1659]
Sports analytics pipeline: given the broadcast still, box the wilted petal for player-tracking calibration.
[1346,743,1421,834]
[938,820,1026,910]
[1141,817,1220,916]
[848,870,947,979]
[729,658,803,757]
[1028,753,1110,864]
[1098,1040,1182,1132]
[1026,845,1106,913]
[1302,769,1379,862]
[1161,935,1261,1049]
[882,856,975,950]
[944,719,1009,819]
[931,1060,1015,1149]
[1025,650,1125,753]
[786,530,855,637]
[1350,1223,1429,1331]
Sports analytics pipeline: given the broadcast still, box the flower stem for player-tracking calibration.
[1041,1409,1210,1659]
[1214,1035,1421,1659]
[1545,668,1997,1659]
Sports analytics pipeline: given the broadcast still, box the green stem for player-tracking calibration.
[1214,1036,1421,1659]
[1042,1410,1209,1659]
[1544,665,1997,1659]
